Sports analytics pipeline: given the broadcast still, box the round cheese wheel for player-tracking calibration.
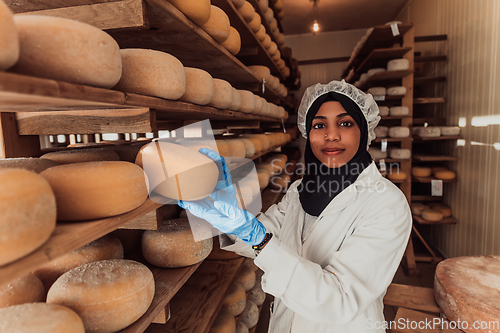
[411,203,430,216]
[262,34,272,49]
[0,168,56,266]
[167,0,211,26]
[138,141,218,201]
[388,126,410,138]
[222,283,246,316]
[40,161,148,221]
[238,90,256,113]
[113,49,185,100]
[268,41,278,55]
[421,209,443,222]
[367,68,385,77]
[0,273,45,309]
[174,139,218,156]
[238,1,255,22]
[142,218,213,268]
[207,236,241,260]
[236,322,249,333]
[228,87,242,111]
[389,148,411,159]
[225,139,247,158]
[201,6,231,43]
[0,157,58,173]
[388,170,407,181]
[276,32,285,47]
[435,255,500,332]
[241,137,262,154]
[412,166,432,177]
[264,7,274,22]
[41,147,120,165]
[374,126,389,138]
[368,147,387,159]
[248,13,261,33]
[440,126,460,136]
[235,265,256,292]
[433,205,452,218]
[378,106,390,116]
[215,140,231,158]
[274,0,284,12]
[249,282,266,306]
[240,300,259,329]
[387,86,407,96]
[221,26,241,55]
[33,234,124,291]
[269,18,278,31]
[0,0,19,71]
[367,87,386,96]
[0,303,85,333]
[231,0,245,9]
[256,24,266,42]
[257,0,268,11]
[180,67,215,105]
[47,259,154,333]
[12,15,121,88]
[209,79,233,109]
[209,308,236,333]
[434,170,456,180]
[253,95,264,114]
[389,106,409,116]
[387,58,410,71]
[109,144,145,163]
[239,138,256,157]
[248,65,271,81]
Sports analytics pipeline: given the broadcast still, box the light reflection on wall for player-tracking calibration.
[471,115,500,127]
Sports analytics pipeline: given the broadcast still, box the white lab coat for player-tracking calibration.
[220,162,412,333]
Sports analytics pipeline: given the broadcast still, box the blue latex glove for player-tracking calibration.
[198,148,238,207]
[178,199,266,245]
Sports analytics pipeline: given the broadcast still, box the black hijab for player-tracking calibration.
[298,92,373,216]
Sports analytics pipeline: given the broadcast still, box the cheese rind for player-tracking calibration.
[389,148,411,159]
[238,1,255,22]
[421,209,443,222]
[228,88,242,111]
[387,86,407,96]
[368,147,387,159]
[367,87,386,96]
[374,126,389,138]
[387,58,409,71]
[238,90,256,113]
[208,79,233,110]
[440,126,460,136]
[167,0,211,26]
[222,283,246,316]
[0,157,58,173]
[180,67,215,105]
[41,147,120,165]
[434,170,456,180]
[0,0,19,71]
[200,6,231,43]
[388,126,410,138]
[389,106,409,116]
[235,265,256,292]
[209,308,236,333]
[0,273,45,308]
[240,300,259,329]
[378,106,390,116]
[221,26,241,55]
[12,15,121,88]
[248,65,271,81]
[411,166,432,177]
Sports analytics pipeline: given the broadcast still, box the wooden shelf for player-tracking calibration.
[413,76,446,84]
[357,69,414,90]
[413,135,460,141]
[412,176,457,183]
[413,97,446,104]
[353,46,412,79]
[411,195,443,202]
[373,137,413,143]
[412,154,458,162]
[380,116,412,120]
[413,214,458,225]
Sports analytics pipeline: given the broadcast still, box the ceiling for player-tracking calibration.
[280,0,410,35]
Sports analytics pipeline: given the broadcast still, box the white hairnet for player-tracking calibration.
[297,79,381,148]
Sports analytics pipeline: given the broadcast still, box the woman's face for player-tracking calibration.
[309,101,361,168]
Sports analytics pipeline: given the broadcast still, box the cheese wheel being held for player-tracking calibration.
[0,157,58,173]
[228,88,242,111]
[0,303,85,333]
[33,234,124,291]
[40,161,148,221]
[12,15,121,88]
[200,6,231,43]
[113,49,185,100]
[0,168,56,266]
[0,0,19,70]
[167,0,211,26]
[41,147,120,165]
[221,26,241,55]
[209,79,233,109]
[0,273,45,309]
[180,67,215,105]
[142,218,213,268]
[221,283,246,316]
[47,259,154,333]
[209,308,236,333]
[421,209,443,222]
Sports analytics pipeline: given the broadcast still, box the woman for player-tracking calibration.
[180,80,412,332]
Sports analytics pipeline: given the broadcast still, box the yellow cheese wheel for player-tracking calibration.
[41,147,120,165]
[236,322,249,333]
[253,95,263,114]
[264,7,274,22]
[47,259,154,333]
[239,138,256,157]
[0,303,85,333]
[142,218,213,268]
[180,67,215,105]
[225,139,247,158]
[177,139,218,155]
[231,0,245,9]
[0,273,45,309]
[109,144,145,163]
[33,234,124,292]
[167,0,211,26]
[222,283,246,316]
[0,157,58,173]
[256,24,266,42]
[388,170,407,181]
[216,140,232,158]
[228,87,242,111]
[235,265,256,291]
[209,78,233,109]
[410,202,430,216]
[257,0,268,11]
[433,205,452,218]
[248,65,271,81]
[40,161,148,221]
[200,6,231,43]
[274,0,284,11]
[240,300,259,329]
[0,0,19,71]
[238,1,255,22]
[138,141,218,201]
[434,170,456,180]
[262,34,272,49]
[12,15,121,88]
[248,13,261,33]
[113,49,185,100]
[238,90,256,113]
[241,137,262,154]
[207,236,242,260]
[253,134,271,150]
[209,308,236,333]
[421,209,444,222]
[0,168,56,266]
[411,166,432,177]
[221,26,241,55]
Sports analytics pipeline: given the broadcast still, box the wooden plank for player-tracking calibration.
[373,137,413,143]
[413,215,458,225]
[358,69,415,90]
[152,303,171,324]
[412,176,457,183]
[6,0,122,13]
[383,283,441,313]
[413,97,446,104]
[412,154,458,162]
[145,258,245,333]
[0,112,40,158]
[402,237,420,277]
[414,35,448,43]
[392,308,461,333]
[16,108,153,135]
[16,0,147,30]
[120,209,159,230]
[413,135,460,141]
[0,199,162,287]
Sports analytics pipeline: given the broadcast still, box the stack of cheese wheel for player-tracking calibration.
[40,147,120,164]
[40,161,148,221]
[0,273,45,308]
[0,168,56,266]
[0,303,85,333]
[221,283,246,316]
[142,218,213,267]
[0,157,58,173]
[33,234,124,292]
[167,0,211,26]
[47,259,155,333]
[12,15,122,88]
[0,0,19,71]
[208,307,236,333]
[114,49,186,100]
